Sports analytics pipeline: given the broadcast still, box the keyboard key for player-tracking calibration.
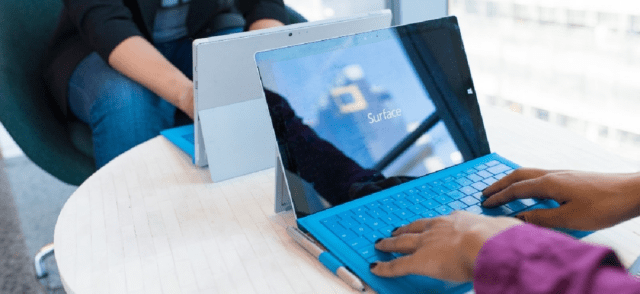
[472,192,484,200]
[442,176,456,182]
[339,217,357,228]
[446,190,466,200]
[397,221,410,228]
[487,164,511,175]
[325,223,356,240]
[444,182,461,190]
[382,214,401,224]
[422,199,440,209]
[471,182,488,191]
[459,186,479,196]
[352,213,370,223]
[420,191,436,199]
[406,194,427,204]
[348,237,370,249]
[434,195,454,205]
[494,173,507,180]
[363,231,385,243]
[352,205,367,214]
[504,200,527,213]
[405,188,419,195]
[379,197,394,205]
[351,224,373,235]
[475,164,488,170]
[380,204,400,214]
[380,226,394,237]
[455,178,473,186]
[367,208,387,219]
[485,160,500,167]
[476,170,493,178]
[408,204,427,214]
[428,179,443,186]
[391,192,406,200]
[336,231,358,241]
[321,215,341,225]
[482,177,498,186]
[435,205,454,215]
[504,169,514,175]
[395,209,415,219]
[481,205,514,216]
[338,211,355,221]
[369,220,386,230]
[358,246,376,259]
[415,184,431,191]
[454,172,466,178]
[394,200,410,209]
[467,174,484,182]
[366,201,380,209]
[367,253,394,263]
[422,210,439,218]
[520,198,537,206]
[431,186,450,195]
[448,201,467,210]
[460,196,480,206]
[465,168,477,174]
[465,206,483,214]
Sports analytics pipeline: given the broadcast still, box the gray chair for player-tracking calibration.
[0,0,94,279]
[0,0,306,278]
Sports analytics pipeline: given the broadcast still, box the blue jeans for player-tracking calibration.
[69,28,243,168]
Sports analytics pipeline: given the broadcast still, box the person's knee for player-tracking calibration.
[92,77,174,119]
[90,76,175,142]
[89,76,176,167]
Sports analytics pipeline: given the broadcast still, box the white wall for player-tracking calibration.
[0,123,24,158]
[389,0,448,25]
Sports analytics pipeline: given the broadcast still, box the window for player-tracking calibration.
[285,0,386,21]
[486,1,499,18]
[567,9,587,27]
[513,4,533,22]
[465,0,478,14]
[630,15,640,34]
[538,7,557,24]
[598,12,619,31]
[450,0,640,164]
[535,108,549,121]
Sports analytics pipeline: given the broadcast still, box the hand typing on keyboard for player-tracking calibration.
[482,168,640,231]
[369,211,522,282]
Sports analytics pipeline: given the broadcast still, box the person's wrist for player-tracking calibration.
[623,173,640,218]
[177,81,194,118]
[461,230,486,279]
[465,217,523,275]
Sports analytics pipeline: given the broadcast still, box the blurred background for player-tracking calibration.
[285,0,640,166]
[1,0,639,293]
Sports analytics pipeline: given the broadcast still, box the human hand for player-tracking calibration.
[370,211,522,282]
[248,19,285,31]
[482,168,640,230]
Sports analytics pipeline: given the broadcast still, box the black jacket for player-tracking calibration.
[43,0,287,116]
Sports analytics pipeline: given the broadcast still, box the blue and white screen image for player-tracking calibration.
[261,34,462,178]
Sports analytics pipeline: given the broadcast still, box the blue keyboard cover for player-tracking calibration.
[298,153,592,293]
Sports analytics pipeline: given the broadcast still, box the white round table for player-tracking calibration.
[54,106,640,293]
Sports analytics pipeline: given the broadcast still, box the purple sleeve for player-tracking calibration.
[473,224,640,294]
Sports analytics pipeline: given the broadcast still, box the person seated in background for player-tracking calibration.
[370,168,640,293]
[43,0,287,168]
